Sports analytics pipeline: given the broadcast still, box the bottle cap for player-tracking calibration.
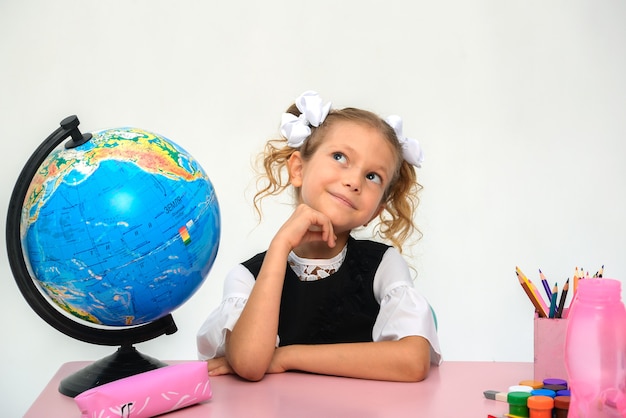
[508,391,532,405]
[556,389,571,397]
[543,378,567,388]
[554,395,571,410]
[519,379,544,389]
[531,388,556,398]
[528,395,554,410]
[508,385,533,393]
[577,278,621,302]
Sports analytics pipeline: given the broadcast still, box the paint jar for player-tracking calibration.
[527,395,554,418]
[543,378,567,389]
[530,388,556,398]
[553,395,570,418]
[508,391,532,417]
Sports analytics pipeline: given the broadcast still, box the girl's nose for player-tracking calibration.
[343,171,361,192]
[345,183,359,192]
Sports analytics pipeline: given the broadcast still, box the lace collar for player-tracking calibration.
[287,244,348,282]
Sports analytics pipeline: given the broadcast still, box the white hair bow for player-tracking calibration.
[384,115,424,168]
[280,91,331,147]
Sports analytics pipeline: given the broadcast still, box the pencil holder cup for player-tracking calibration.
[533,315,568,382]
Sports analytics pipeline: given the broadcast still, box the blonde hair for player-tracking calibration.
[254,104,422,251]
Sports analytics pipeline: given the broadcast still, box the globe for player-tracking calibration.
[6,116,221,396]
[22,125,220,326]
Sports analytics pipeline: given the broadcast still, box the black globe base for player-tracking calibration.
[59,345,169,397]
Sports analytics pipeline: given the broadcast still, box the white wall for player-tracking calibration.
[1,0,625,415]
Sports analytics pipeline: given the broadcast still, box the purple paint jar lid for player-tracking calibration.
[543,378,567,388]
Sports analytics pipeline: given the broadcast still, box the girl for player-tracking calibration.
[197,91,441,382]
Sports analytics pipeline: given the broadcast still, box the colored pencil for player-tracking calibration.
[516,267,550,316]
[555,278,569,318]
[517,266,540,299]
[548,282,558,318]
[539,269,552,301]
[516,271,548,318]
[528,278,550,316]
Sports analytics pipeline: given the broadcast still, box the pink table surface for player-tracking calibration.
[25,360,531,417]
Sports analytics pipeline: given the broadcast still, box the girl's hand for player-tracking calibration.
[206,357,234,376]
[272,204,337,252]
[208,351,288,377]
[266,346,289,374]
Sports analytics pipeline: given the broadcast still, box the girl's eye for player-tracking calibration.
[366,172,382,185]
[332,152,347,163]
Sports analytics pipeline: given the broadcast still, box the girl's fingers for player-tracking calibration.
[279,204,336,249]
[206,357,233,376]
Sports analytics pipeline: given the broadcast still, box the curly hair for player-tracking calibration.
[253,104,422,251]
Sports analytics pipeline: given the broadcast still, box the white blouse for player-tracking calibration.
[196,245,442,365]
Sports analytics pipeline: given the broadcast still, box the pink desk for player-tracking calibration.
[25,361,531,417]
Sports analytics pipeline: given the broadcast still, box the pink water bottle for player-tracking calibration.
[564,278,626,417]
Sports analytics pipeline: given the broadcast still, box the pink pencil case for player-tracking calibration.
[74,361,211,418]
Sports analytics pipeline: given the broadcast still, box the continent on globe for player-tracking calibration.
[21,127,221,327]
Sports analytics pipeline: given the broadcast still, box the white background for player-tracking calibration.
[1,1,625,415]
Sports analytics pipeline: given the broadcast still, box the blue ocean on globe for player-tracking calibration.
[20,127,220,327]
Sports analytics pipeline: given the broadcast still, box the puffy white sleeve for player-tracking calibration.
[372,248,442,365]
[196,264,255,360]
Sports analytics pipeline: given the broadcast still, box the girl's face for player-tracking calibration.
[288,120,398,235]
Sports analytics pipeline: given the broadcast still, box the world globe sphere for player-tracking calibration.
[19,124,220,328]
